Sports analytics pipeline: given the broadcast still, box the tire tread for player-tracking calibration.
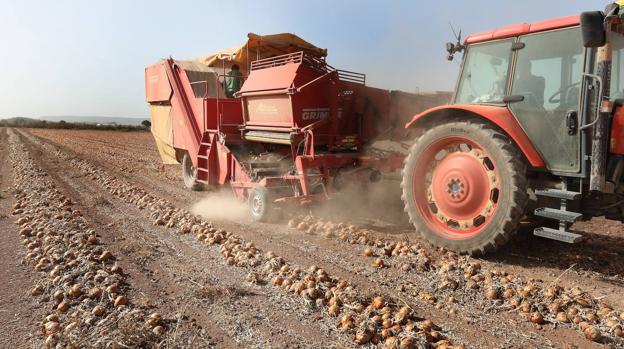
[401,119,528,255]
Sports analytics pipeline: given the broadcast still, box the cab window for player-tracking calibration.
[455,39,514,104]
[509,27,583,172]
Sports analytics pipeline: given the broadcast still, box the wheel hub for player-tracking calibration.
[425,146,498,232]
[446,178,466,201]
[251,194,263,214]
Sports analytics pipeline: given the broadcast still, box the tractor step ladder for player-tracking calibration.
[533,182,583,244]
[534,207,582,222]
[196,132,215,184]
[534,188,582,200]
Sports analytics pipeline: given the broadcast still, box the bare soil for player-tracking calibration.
[1,127,623,348]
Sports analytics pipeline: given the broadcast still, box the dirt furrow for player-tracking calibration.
[15,129,342,349]
[5,128,212,348]
[21,128,624,348]
[17,130,476,345]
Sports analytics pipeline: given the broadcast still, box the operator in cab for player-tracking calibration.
[513,60,545,108]
[224,64,243,98]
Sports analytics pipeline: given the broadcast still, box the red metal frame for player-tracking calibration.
[405,104,545,168]
[465,15,580,44]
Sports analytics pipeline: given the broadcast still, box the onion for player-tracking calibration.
[399,336,414,349]
[354,326,373,344]
[372,296,385,309]
[382,319,393,329]
[556,312,569,323]
[484,287,499,300]
[67,284,81,298]
[419,319,434,331]
[583,325,601,342]
[53,290,64,304]
[383,337,397,348]
[91,305,105,316]
[114,295,127,307]
[339,316,354,330]
[31,285,44,296]
[44,321,60,336]
[271,276,284,286]
[99,250,113,262]
[57,300,70,313]
[372,258,384,268]
[501,289,514,299]
[106,284,119,294]
[529,312,544,324]
[110,264,123,274]
[88,287,102,299]
[394,306,411,324]
[153,325,165,335]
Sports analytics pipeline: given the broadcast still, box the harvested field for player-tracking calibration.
[1,127,624,348]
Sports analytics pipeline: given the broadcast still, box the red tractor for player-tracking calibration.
[402,2,624,254]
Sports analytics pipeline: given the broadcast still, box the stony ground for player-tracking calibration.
[1,127,624,348]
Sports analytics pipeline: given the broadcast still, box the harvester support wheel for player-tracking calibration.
[182,152,203,191]
[401,119,527,255]
[248,186,275,222]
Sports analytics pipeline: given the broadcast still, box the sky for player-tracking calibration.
[0,0,605,118]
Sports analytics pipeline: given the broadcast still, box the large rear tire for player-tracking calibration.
[401,120,527,255]
[182,152,203,191]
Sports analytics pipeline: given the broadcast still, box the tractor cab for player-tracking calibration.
[454,18,585,173]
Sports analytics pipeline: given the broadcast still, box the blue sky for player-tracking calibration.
[0,0,604,118]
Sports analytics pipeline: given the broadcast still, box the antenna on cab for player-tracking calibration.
[446,23,466,61]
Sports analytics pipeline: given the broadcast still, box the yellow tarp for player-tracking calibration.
[196,33,327,75]
[149,105,179,164]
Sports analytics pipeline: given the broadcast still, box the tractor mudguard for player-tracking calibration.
[405,104,545,168]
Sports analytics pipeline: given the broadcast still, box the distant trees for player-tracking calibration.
[141,120,151,128]
[0,118,149,132]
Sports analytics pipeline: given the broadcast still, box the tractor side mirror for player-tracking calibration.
[580,11,606,47]
[446,42,455,61]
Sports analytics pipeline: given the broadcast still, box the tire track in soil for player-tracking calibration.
[23,128,623,348]
[15,129,352,349]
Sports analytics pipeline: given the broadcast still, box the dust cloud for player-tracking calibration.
[311,174,411,229]
[191,190,248,222]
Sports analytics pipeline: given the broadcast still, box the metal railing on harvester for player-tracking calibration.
[250,51,366,85]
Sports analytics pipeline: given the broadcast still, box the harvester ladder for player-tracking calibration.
[196,132,217,184]
[533,179,583,243]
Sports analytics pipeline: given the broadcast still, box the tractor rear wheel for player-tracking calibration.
[182,152,203,191]
[401,120,527,255]
[248,186,275,222]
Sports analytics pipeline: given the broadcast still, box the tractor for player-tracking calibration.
[401,2,624,254]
